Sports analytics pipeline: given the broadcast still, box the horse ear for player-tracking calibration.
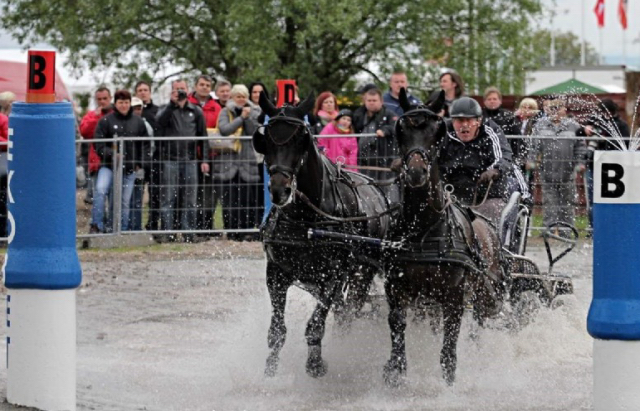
[252,126,267,155]
[399,87,412,112]
[428,90,445,115]
[259,91,277,117]
[294,92,315,118]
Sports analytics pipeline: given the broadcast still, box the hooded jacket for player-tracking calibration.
[317,122,358,167]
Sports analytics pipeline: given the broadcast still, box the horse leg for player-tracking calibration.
[440,284,465,386]
[265,262,291,377]
[383,279,408,387]
[336,266,377,328]
[304,272,342,378]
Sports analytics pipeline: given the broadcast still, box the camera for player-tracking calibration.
[177,89,188,101]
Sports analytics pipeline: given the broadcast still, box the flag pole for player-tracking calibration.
[623,30,627,65]
[599,29,603,65]
[581,0,586,66]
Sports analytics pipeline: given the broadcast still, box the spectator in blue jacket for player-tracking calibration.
[383,71,421,116]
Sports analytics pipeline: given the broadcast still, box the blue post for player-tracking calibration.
[4,101,81,410]
[588,150,640,410]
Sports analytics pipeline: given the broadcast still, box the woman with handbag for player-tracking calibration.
[213,84,261,241]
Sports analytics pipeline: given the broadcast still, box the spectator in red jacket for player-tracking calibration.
[188,74,221,128]
[79,87,113,204]
[0,91,16,149]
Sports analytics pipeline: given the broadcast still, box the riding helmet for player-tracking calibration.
[450,97,482,118]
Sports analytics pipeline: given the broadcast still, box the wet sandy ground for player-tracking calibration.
[0,239,594,410]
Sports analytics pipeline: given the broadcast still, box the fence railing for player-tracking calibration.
[0,133,605,243]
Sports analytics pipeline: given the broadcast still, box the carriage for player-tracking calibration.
[255,89,578,384]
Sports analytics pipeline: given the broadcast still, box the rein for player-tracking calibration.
[471,180,494,208]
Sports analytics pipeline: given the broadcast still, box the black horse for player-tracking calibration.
[383,89,505,386]
[253,92,395,378]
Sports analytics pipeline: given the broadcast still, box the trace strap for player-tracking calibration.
[295,189,400,222]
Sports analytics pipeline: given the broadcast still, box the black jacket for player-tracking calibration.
[93,109,147,174]
[439,119,514,204]
[577,114,630,169]
[141,100,159,133]
[354,105,399,169]
[483,107,526,168]
[156,101,207,161]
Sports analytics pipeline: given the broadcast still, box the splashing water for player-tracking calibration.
[629,93,640,151]
[549,89,629,152]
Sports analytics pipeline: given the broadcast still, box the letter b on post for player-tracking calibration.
[601,163,625,198]
[595,151,640,204]
[26,50,56,103]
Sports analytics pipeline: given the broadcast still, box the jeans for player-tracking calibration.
[91,167,137,232]
[129,179,144,231]
[160,160,198,231]
[586,168,594,228]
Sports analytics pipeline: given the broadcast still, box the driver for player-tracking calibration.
[439,97,526,228]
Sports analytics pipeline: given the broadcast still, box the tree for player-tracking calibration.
[1,0,545,94]
[409,0,544,95]
[532,30,601,67]
[1,0,416,93]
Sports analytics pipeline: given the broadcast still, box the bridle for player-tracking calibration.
[396,108,442,178]
[396,108,449,212]
[264,113,311,178]
[263,113,312,206]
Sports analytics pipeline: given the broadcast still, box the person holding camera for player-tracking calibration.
[156,79,208,243]
[212,84,261,241]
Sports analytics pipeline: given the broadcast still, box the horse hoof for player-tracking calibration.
[383,359,406,388]
[306,358,328,378]
[265,354,279,377]
[442,369,456,386]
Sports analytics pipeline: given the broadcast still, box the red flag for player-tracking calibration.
[619,0,628,30]
[594,0,605,28]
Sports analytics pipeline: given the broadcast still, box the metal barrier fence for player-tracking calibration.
[0,134,604,243]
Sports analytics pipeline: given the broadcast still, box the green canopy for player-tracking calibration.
[531,78,608,95]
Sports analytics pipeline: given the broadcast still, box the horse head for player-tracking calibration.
[394,88,446,188]
[253,91,315,206]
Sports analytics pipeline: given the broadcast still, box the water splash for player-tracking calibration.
[547,90,628,151]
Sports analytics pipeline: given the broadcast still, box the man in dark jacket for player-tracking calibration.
[156,79,208,242]
[482,87,526,169]
[135,80,162,231]
[355,87,398,179]
[439,97,515,227]
[91,89,147,233]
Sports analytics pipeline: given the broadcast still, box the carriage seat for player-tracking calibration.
[499,191,522,250]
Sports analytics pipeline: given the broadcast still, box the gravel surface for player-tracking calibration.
[0,239,595,410]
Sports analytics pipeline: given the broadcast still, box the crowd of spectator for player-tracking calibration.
[0,69,623,242]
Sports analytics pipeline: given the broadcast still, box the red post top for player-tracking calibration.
[276,80,297,108]
[26,50,56,103]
